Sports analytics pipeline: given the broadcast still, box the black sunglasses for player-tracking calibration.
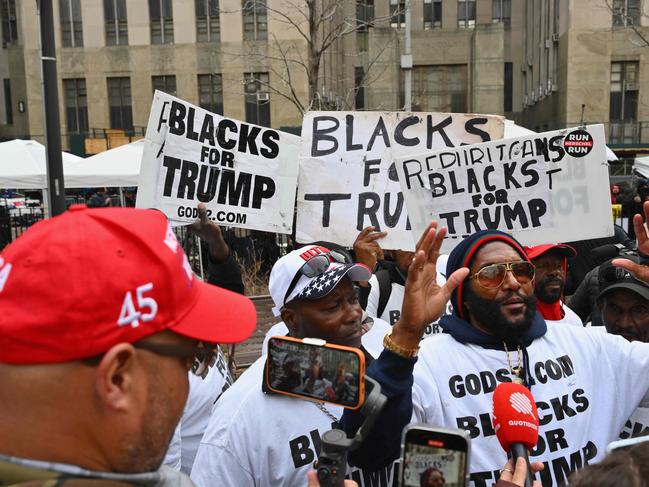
[282,250,349,306]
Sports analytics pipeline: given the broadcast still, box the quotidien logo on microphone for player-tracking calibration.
[510,392,536,418]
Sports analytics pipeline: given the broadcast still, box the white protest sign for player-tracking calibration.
[395,124,614,252]
[296,112,504,249]
[136,91,300,233]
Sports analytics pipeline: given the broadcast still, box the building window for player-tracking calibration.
[411,65,468,112]
[242,0,267,41]
[149,0,173,44]
[60,0,83,47]
[1,0,18,47]
[64,79,88,133]
[390,0,405,28]
[492,0,511,28]
[424,0,442,29]
[107,77,133,130]
[457,0,475,28]
[152,75,177,96]
[355,67,365,110]
[613,0,641,27]
[356,0,374,31]
[244,72,270,127]
[196,0,220,42]
[610,61,639,121]
[3,79,12,124]
[198,74,223,114]
[105,0,128,46]
[504,62,513,112]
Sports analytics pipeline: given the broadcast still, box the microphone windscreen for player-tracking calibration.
[590,244,620,263]
[492,382,540,451]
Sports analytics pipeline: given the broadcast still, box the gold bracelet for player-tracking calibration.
[383,331,419,358]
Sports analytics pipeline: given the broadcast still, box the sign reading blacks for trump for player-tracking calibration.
[395,125,614,252]
[296,112,505,250]
[136,91,300,233]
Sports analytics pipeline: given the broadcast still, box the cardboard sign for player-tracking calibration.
[136,91,300,233]
[395,125,614,252]
[296,112,505,249]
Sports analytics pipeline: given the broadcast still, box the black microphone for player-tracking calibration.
[590,244,622,263]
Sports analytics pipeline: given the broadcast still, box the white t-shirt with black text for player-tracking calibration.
[412,324,649,487]
[191,320,397,487]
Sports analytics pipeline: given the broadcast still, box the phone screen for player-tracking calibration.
[266,337,362,408]
[402,430,468,487]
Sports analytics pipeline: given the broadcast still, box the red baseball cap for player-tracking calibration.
[524,243,577,260]
[0,205,256,364]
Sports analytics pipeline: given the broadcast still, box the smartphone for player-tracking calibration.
[606,435,649,454]
[265,336,366,410]
[400,424,471,487]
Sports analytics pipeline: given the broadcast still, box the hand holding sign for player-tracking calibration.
[353,226,387,272]
[390,222,469,350]
[190,203,230,263]
[614,201,649,283]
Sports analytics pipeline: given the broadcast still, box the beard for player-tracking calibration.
[535,275,564,304]
[465,286,537,343]
[116,369,185,473]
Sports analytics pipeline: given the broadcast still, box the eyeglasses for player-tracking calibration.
[469,261,535,289]
[82,340,218,378]
[283,250,349,306]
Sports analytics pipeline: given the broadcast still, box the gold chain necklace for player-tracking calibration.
[503,342,525,385]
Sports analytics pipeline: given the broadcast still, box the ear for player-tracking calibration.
[281,307,299,336]
[94,343,140,412]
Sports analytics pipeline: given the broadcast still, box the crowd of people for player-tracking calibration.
[2,186,649,487]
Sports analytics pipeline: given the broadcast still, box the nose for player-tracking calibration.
[344,300,363,322]
[501,268,521,291]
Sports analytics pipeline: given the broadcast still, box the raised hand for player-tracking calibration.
[614,200,649,283]
[353,226,387,272]
[390,222,469,349]
[189,203,230,263]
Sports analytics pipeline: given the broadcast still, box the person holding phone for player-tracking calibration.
[341,205,649,487]
[191,244,396,487]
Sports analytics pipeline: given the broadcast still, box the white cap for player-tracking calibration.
[269,245,371,316]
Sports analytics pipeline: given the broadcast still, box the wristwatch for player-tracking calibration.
[383,331,419,358]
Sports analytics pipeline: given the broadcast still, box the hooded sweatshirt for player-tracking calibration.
[341,230,649,487]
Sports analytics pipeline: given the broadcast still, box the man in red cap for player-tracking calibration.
[0,205,255,485]
[524,243,582,326]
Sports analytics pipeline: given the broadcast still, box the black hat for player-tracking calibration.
[597,257,649,302]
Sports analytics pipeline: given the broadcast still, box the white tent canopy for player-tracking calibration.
[0,139,83,189]
[64,139,143,188]
[0,139,143,189]
[633,155,649,179]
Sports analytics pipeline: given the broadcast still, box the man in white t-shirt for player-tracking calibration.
[341,219,649,487]
[191,245,396,487]
[524,244,582,327]
[595,257,649,439]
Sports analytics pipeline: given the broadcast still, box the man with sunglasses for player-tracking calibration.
[524,244,582,327]
[341,215,649,487]
[191,244,395,486]
[0,205,255,486]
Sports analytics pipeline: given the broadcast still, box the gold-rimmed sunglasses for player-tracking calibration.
[469,261,535,289]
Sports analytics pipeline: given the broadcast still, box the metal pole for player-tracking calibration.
[402,0,412,111]
[37,0,66,216]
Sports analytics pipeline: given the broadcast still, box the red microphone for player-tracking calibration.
[492,382,540,487]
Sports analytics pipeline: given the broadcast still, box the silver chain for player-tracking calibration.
[314,402,339,424]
